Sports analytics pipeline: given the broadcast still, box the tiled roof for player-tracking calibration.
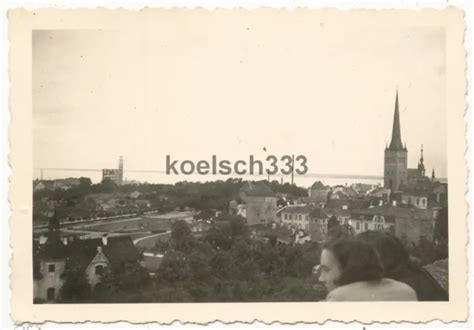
[309,208,328,218]
[282,205,313,214]
[35,236,141,273]
[325,208,351,217]
[403,190,429,197]
[310,181,327,189]
[424,258,449,293]
[241,182,276,197]
[351,205,433,221]
[67,236,140,270]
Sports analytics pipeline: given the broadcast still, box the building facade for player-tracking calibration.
[280,205,312,230]
[241,182,277,226]
[384,91,408,192]
[102,156,124,185]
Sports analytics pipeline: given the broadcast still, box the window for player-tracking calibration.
[355,222,360,230]
[48,264,55,273]
[284,213,288,220]
[364,223,369,231]
[46,288,55,301]
[289,214,293,220]
[95,265,104,275]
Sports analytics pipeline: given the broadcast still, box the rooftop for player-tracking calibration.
[240,181,276,198]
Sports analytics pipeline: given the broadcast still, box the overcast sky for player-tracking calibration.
[33,12,446,184]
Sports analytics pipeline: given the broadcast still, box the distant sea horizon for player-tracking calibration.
[32,169,447,189]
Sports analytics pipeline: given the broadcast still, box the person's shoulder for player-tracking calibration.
[326,282,365,301]
[383,278,418,300]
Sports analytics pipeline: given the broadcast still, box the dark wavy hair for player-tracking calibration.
[356,230,448,301]
[356,231,411,276]
[322,237,384,286]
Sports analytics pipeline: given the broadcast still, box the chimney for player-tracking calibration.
[102,235,108,246]
[62,237,68,245]
[392,200,397,207]
[97,246,102,253]
[39,234,47,245]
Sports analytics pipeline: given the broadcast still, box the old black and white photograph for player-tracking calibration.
[6,5,469,324]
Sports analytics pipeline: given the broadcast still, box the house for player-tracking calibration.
[240,182,277,226]
[308,207,330,242]
[329,186,359,200]
[66,235,142,289]
[308,181,331,204]
[351,183,375,195]
[349,205,435,244]
[34,218,142,302]
[366,187,391,202]
[33,237,67,301]
[431,182,448,206]
[280,205,313,230]
[401,191,429,209]
[349,209,395,234]
[53,178,81,190]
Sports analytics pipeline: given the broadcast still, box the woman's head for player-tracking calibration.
[356,231,411,276]
[319,237,383,292]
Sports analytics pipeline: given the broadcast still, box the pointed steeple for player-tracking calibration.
[418,145,426,176]
[388,90,405,151]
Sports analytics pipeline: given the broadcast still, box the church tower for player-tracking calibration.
[384,91,408,191]
[417,145,426,177]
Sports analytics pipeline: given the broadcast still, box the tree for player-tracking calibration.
[100,178,118,193]
[79,177,92,187]
[171,220,195,253]
[156,250,191,284]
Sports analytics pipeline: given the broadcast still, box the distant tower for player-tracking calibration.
[384,91,408,192]
[417,145,426,177]
[432,168,436,181]
[118,156,124,185]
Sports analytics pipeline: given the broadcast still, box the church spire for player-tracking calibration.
[418,145,426,177]
[388,90,405,151]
